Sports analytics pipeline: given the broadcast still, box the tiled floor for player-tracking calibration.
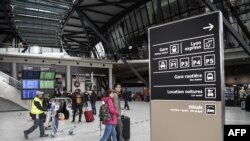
[0,101,249,141]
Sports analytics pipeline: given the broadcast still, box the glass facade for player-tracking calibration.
[100,0,250,60]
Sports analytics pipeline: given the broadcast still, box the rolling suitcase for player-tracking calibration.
[84,108,94,122]
[121,115,130,140]
[245,95,250,111]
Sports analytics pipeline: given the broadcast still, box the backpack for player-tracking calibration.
[75,94,82,105]
[99,101,112,122]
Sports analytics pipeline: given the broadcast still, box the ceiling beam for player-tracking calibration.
[66,23,83,28]
[77,8,149,87]
[77,9,101,32]
[225,0,250,40]
[62,35,88,39]
[70,16,105,24]
[59,0,83,37]
[64,37,89,46]
[76,9,94,51]
[99,0,127,9]
[78,1,135,8]
[63,31,86,36]
[82,8,115,17]
[102,0,150,30]
[202,0,250,56]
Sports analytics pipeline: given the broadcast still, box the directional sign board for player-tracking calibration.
[149,11,224,141]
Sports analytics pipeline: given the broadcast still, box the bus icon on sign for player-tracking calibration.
[205,71,216,82]
[207,73,214,80]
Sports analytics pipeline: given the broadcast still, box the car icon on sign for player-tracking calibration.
[207,90,214,97]
[207,73,214,80]
[160,62,166,69]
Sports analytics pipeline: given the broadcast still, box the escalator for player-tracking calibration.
[0,71,29,111]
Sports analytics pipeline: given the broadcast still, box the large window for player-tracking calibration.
[94,42,106,59]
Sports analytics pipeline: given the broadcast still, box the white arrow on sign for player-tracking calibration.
[203,23,214,31]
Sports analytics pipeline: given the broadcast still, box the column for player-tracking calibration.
[12,62,17,79]
[66,65,71,92]
[109,67,112,89]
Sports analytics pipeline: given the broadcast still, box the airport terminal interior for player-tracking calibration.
[0,0,250,140]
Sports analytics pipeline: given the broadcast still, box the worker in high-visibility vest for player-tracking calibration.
[24,91,48,139]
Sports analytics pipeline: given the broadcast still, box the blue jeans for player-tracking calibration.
[91,102,96,115]
[100,124,117,141]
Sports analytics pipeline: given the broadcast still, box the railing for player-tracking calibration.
[0,71,21,90]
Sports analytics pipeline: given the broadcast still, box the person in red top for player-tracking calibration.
[100,90,118,141]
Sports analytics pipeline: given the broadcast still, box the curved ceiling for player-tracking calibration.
[60,0,141,53]
[10,0,73,47]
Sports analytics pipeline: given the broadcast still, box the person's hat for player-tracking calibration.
[36,91,44,95]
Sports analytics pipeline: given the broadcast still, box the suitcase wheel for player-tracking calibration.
[69,130,73,135]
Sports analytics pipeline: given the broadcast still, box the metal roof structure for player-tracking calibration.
[10,0,73,48]
[0,0,250,84]
[60,0,142,56]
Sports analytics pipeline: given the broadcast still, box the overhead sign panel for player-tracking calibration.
[149,11,224,141]
[150,11,223,102]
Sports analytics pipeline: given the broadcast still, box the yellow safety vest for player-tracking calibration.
[31,97,44,115]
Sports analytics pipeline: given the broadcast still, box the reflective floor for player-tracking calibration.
[0,101,249,141]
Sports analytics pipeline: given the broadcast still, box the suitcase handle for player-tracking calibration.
[121,109,126,116]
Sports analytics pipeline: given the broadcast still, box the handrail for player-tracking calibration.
[0,71,21,90]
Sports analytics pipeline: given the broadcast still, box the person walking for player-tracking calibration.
[123,89,130,110]
[113,83,124,141]
[100,90,118,141]
[239,87,246,109]
[90,90,97,115]
[71,90,84,122]
[24,91,48,139]
[43,93,52,130]
[83,90,90,107]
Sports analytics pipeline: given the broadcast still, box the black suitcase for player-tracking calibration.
[121,115,130,140]
[245,95,250,111]
[64,109,70,119]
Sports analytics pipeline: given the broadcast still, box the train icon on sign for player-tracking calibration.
[170,44,179,54]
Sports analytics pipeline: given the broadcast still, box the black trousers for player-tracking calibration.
[124,100,129,110]
[72,106,82,121]
[24,118,45,136]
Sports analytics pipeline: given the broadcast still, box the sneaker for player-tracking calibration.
[24,131,28,139]
[72,120,75,122]
[40,134,49,137]
[78,120,82,122]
